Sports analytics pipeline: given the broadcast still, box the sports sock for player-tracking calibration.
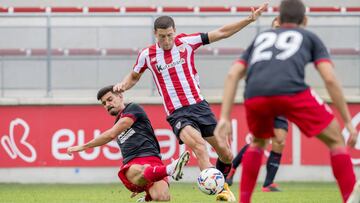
[216,158,232,179]
[232,144,250,168]
[143,165,168,182]
[330,147,356,202]
[263,151,282,187]
[145,193,152,201]
[227,168,236,179]
[240,146,263,203]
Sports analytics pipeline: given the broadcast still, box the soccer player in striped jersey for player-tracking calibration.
[113,3,267,201]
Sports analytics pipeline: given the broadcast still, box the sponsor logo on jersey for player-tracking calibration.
[118,128,136,144]
[156,58,185,72]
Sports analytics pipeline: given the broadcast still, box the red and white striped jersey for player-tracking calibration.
[133,33,208,115]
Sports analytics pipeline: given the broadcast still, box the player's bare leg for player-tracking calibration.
[316,119,356,202]
[205,136,235,201]
[347,180,360,203]
[272,128,286,153]
[205,135,233,166]
[126,152,190,202]
[134,180,170,202]
[180,126,235,201]
[179,126,213,170]
[262,128,287,192]
[148,180,170,201]
[135,151,190,202]
[127,151,190,184]
[126,164,150,186]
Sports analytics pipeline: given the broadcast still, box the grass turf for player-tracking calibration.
[0,182,341,203]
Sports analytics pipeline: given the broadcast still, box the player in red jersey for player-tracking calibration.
[113,3,268,202]
[225,17,288,192]
[215,0,359,202]
[226,16,308,192]
[67,85,190,202]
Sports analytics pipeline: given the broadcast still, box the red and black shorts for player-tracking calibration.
[244,88,334,139]
[167,100,217,144]
[118,156,168,194]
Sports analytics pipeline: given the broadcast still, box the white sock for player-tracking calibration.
[166,159,176,175]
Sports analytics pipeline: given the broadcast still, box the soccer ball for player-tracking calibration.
[197,168,225,195]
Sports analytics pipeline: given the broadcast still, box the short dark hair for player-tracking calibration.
[280,0,305,25]
[97,85,114,100]
[154,16,175,31]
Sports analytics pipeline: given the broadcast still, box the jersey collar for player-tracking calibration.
[280,23,300,28]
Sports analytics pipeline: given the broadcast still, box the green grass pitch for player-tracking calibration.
[0,182,341,203]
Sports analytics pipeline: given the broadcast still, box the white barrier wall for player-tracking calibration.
[1,104,360,183]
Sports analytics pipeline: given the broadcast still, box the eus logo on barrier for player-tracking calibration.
[1,118,37,163]
[0,105,359,167]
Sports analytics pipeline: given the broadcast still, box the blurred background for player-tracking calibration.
[0,0,359,184]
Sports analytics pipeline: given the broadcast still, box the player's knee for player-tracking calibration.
[278,141,285,149]
[273,139,285,148]
[326,133,345,148]
[151,191,170,201]
[136,165,149,182]
[252,138,268,149]
[272,141,285,153]
[318,121,345,149]
[326,136,344,150]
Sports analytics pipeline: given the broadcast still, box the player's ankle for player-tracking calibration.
[166,160,176,175]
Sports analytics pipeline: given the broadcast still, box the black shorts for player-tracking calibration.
[274,116,288,131]
[167,100,217,144]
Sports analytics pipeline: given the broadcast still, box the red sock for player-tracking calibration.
[330,147,356,202]
[145,193,152,201]
[240,146,263,203]
[228,167,236,178]
[143,165,168,183]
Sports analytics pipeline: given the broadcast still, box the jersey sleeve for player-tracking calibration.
[310,33,332,66]
[133,48,149,73]
[120,103,146,122]
[234,42,254,68]
[177,33,208,50]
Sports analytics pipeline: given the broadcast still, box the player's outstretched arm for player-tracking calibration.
[215,62,247,142]
[113,71,143,93]
[67,117,134,155]
[207,2,267,44]
[317,61,358,147]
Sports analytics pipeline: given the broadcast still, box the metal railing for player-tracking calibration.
[0,9,359,100]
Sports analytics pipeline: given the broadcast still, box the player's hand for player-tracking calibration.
[214,118,232,144]
[345,122,358,148]
[113,82,126,93]
[67,146,84,156]
[247,2,268,22]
